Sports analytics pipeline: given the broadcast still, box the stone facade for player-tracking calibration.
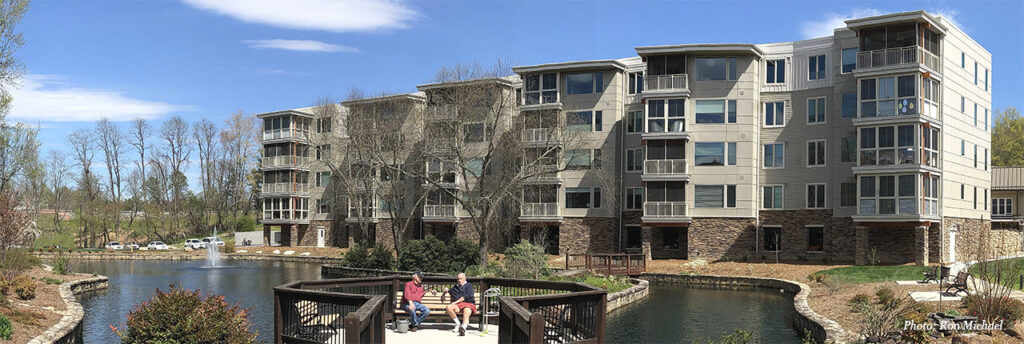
[991,222,1024,257]
[559,217,617,255]
[688,217,758,261]
[943,217,993,262]
[758,210,857,263]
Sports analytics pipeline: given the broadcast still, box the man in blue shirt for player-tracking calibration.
[442,272,476,336]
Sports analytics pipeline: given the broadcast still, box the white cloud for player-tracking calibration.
[801,9,884,39]
[243,39,359,53]
[930,8,964,31]
[181,0,418,32]
[8,74,187,122]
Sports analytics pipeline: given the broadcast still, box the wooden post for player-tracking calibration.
[565,253,569,270]
[606,255,612,276]
[273,293,283,344]
[344,313,360,343]
[529,313,545,344]
[596,293,607,344]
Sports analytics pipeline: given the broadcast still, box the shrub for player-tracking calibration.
[222,241,235,254]
[501,241,548,279]
[1,307,45,326]
[699,329,752,344]
[549,274,633,293]
[344,243,395,270]
[51,250,77,275]
[875,287,896,306]
[848,293,871,309]
[822,275,846,296]
[233,216,256,233]
[13,275,35,300]
[806,273,826,283]
[0,249,39,281]
[343,244,371,268]
[961,294,1024,324]
[111,285,257,344]
[0,313,10,340]
[465,261,502,278]
[398,235,479,274]
[943,309,961,317]
[42,277,63,285]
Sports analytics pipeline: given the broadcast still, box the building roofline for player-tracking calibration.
[255,109,314,119]
[512,59,627,74]
[844,10,948,33]
[416,77,516,91]
[340,92,426,106]
[634,43,764,58]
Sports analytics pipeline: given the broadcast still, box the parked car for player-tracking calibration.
[104,241,124,250]
[125,242,140,250]
[185,239,206,249]
[147,241,169,250]
[202,237,225,247]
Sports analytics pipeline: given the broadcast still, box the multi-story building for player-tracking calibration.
[257,10,994,265]
[991,167,1024,256]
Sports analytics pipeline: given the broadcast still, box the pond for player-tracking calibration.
[77,260,322,344]
[606,284,801,343]
[78,261,802,344]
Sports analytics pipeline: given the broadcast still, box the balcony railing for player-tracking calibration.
[262,182,309,194]
[262,155,310,168]
[643,201,688,218]
[262,210,308,221]
[643,74,688,92]
[425,105,457,122]
[523,164,560,182]
[424,204,456,218]
[523,128,559,144]
[521,202,559,218]
[644,159,688,175]
[348,207,376,219]
[856,46,940,71]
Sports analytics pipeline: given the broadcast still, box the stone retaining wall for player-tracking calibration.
[28,275,109,344]
[605,278,649,312]
[640,273,849,344]
[33,252,347,265]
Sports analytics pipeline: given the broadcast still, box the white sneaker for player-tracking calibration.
[451,324,460,332]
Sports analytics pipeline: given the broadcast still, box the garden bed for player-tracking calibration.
[1,267,94,343]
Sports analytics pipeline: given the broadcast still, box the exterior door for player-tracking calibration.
[317,226,326,248]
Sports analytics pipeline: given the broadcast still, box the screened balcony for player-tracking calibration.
[854,23,941,72]
[643,74,689,92]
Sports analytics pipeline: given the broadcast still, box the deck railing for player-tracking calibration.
[856,46,941,71]
[522,202,560,218]
[263,183,310,194]
[263,155,310,168]
[423,204,456,218]
[643,201,688,218]
[565,253,646,276]
[643,159,688,175]
[275,275,607,344]
[643,74,688,92]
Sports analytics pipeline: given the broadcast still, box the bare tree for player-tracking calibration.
[0,191,32,272]
[97,118,126,241]
[45,150,71,231]
[160,115,192,235]
[193,118,219,233]
[219,111,259,230]
[68,129,99,247]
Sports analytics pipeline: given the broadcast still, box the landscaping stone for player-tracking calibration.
[1005,321,1024,338]
[283,250,295,255]
[27,275,109,344]
[272,250,281,254]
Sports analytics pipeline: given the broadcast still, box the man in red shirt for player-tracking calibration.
[401,271,431,331]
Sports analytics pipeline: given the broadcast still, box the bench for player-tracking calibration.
[944,270,970,296]
[922,265,942,283]
[289,300,340,341]
[394,290,485,328]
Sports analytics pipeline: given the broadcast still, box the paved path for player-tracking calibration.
[327,323,499,343]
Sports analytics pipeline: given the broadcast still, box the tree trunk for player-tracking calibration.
[477,228,489,266]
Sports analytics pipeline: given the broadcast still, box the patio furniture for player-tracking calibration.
[944,270,970,296]
[291,300,340,340]
[922,265,941,283]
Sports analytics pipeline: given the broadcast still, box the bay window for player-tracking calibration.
[647,99,685,132]
[860,74,920,118]
[859,174,921,215]
[695,57,739,81]
[859,124,916,166]
[524,73,557,105]
[566,72,603,95]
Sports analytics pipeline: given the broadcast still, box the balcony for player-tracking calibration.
[523,128,560,146]
[423,204,457,222]
[641,74,689,98]
[425,105,457,122]
[262,210,309,224]
[262,155,310,169]
[423,172,460,189]
[520,203,561,222]
[856,46,940,73]
[522,164,562,185]
[642,159,690,181]
[262,183,310,195]
[346,207,378,222]
[261,129,309,141]
[642,201,690,223]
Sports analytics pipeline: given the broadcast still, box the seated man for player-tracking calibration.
[400,271,431,331]
[441,272,476,336]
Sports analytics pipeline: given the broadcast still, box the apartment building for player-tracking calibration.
[257,10,993,265]
[991,167,1024,257]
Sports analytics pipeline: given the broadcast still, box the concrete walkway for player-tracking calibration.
[325,323,499,343]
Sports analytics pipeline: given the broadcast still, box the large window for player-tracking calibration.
[524,73,557,105]
[763,185,783,209]
[859,125,916,166]
[808,55,826,80]
[463,123,494,143]
[316,117,333,133]
[859,174,918,215]
[628,72,643,94]
[566,72,603,95]
[626,148,643,172]
[765,101,785,127]
[842,93,857,118]
[625,226,641,249]
[808,97,826,124]
[646,99,685,132]
[807,140,826,167]
[860,75,918,118]
[661,228,681,249]
[695,142,733,166]
[626,110,642,133]
[763,226,781,251]
[807,184,826,208]
[694,184,725,208]
[993,198,1013,216]
[315,171,331,187]
[807,226,824,252]
[841,137,857,163]
[567,111,602,132]
[763,143,784,168]
[840,183,856,207]
[625,187,643,210]
[923,127,939,167]
[566,149,601,170]
[766,59,785,84]
[566,187,601,208]
[728,100,737,123]
[924,175,939,215]
[648,181,686,203]
[841,48,857,73]
[695,57,739,81]
[691,99,723,124]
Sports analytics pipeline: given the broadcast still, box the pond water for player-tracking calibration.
[77,260,322,344]
[78,261,801,344]
[606,284,801,343]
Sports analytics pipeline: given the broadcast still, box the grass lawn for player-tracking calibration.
[815,265,928,283]
[970,257,1024,291]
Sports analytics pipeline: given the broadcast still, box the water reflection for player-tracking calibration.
[606,284,801,343]
[78,260,322,344]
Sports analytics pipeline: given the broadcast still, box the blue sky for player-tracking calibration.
[10,0,1024,186]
